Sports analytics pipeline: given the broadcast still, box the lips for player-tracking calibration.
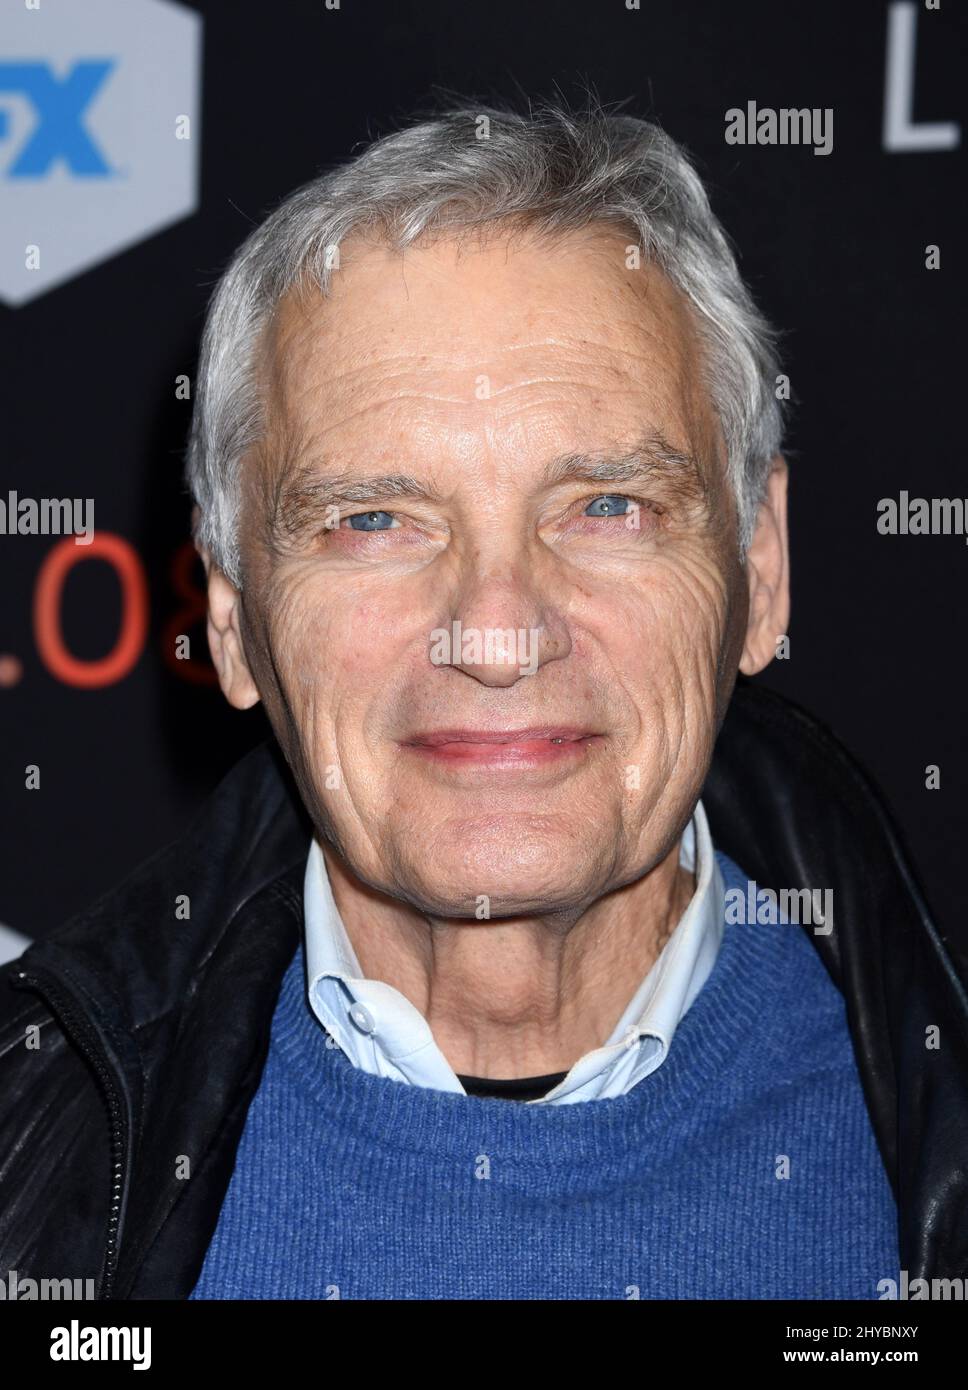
[406,727,594,747]
[401,727,602,767]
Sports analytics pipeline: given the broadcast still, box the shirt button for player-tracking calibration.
[349,1002,377,1035]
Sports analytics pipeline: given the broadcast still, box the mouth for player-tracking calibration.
[401,727,603,767]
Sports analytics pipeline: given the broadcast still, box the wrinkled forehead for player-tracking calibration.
[253,224,726,485]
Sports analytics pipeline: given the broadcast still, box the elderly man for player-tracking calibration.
[2,99,966,1302]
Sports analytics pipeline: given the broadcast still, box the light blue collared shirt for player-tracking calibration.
[303,800,724,1103]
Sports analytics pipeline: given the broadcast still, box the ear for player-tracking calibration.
[739,457,791,676]
[196,538,261,710]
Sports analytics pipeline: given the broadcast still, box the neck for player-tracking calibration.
[319,840,696,1079]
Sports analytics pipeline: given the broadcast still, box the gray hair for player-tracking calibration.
[185,97,785,587]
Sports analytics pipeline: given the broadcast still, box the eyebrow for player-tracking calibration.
[540,431,708,498]
[269,470,433,542]
[269,429,708,540]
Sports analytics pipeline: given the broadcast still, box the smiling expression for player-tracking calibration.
[208,225,772,920]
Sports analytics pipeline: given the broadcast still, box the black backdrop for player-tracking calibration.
[3,0,965,962]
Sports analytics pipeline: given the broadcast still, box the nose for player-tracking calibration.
[431,567,572,688]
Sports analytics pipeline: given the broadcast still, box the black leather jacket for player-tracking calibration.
[2,679,966,1299]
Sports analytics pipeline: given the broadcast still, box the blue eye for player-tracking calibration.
[584,494,631,517]
[347,510,396,531]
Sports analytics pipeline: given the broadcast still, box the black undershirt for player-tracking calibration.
[457,1070,569,1102]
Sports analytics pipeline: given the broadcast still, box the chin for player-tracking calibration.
[405,877,593,921]
[397,824,605,918]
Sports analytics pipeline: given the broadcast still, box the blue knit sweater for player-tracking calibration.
[189,850,899,1300]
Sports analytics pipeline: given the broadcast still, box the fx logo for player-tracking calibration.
[0,61,117,177]
[0,0,201,306]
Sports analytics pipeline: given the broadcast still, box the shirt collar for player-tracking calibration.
[303,801,723,1101]
[540,798,724,1100]
[303,845,446,1074]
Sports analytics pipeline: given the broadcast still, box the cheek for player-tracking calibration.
[264,579,420,731]
[614,557,731,723]
[254,576,344,720]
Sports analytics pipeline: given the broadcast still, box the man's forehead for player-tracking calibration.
[254,227,722,479]
[266,226,703,374]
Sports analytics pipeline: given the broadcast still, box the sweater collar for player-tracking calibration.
[269,849,817,1168]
